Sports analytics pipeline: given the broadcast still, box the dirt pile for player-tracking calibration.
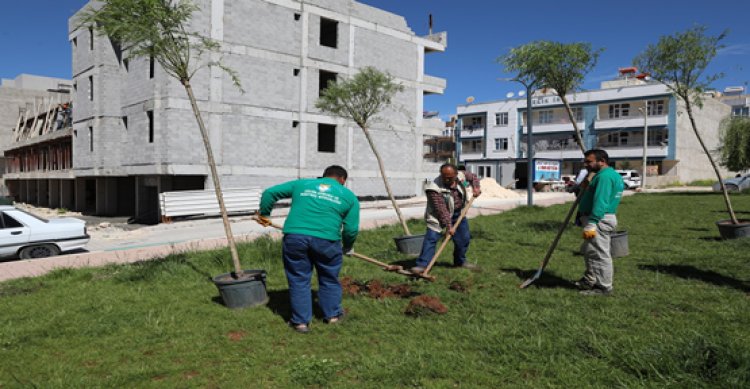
[448,280,471,293]
[479,178,521,199]
[404,295,448,316]
[341,277,414,299]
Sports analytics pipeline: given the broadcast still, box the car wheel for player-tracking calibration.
[19,244,61,259]
[726,184,740,192]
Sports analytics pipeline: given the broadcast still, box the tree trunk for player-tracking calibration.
[183,80,244,276]
[559,94,586,154]
[685,100,739,224]
[361,126,411,236]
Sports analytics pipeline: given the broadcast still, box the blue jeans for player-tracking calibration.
[416,211,471,267]
[282,234,344,325]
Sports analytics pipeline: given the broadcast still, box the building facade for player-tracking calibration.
[0,75,73,197]
[4,0,446,222]
[456,69,732,187]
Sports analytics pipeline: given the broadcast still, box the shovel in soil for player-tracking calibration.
[347,252,431,279]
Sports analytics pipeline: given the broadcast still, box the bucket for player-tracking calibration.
[610,231,629,258]
[212,269,268,309]
[715,219,750,239]
[394,234,425,256]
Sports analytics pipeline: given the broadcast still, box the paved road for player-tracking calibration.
[0,191,584,282]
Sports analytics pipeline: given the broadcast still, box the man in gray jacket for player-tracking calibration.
[411,163,481,273]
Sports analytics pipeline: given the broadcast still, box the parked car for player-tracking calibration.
[616,169,641,189]
[712,174,750,192]
[0,206,89,259]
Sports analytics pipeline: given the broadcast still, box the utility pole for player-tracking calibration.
[639,106,648,189]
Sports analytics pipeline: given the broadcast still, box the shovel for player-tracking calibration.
[252,215,426,279]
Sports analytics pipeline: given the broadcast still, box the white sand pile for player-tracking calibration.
[479,178,521,199]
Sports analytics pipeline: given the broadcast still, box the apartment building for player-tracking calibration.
[3,0,446,222]
[719,86,749,118]
[456,68,731,187]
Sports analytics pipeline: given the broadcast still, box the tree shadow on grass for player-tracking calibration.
[639,264,750,293]
[500,267,577,290]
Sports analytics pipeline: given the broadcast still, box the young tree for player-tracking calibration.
[719,116,750,173]
[501,41,602,154]
[79,0,248,277]
[634,26,739,224]
[316,67,412,236]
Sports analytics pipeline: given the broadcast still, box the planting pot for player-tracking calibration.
[212,269,268,309]
[715,219,750,240]
[610,230,629,258]
[394,234,425,256]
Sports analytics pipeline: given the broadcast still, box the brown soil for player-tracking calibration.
[341,276,413,299]
[404,295,448,316]
[227,330,247,342]
[448,280,471,293]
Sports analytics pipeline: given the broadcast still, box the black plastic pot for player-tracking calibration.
[212,269,268,309]
[715,219,750,240]
[394,234,425,256]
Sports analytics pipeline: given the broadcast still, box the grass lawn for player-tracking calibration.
[1,193,749,388]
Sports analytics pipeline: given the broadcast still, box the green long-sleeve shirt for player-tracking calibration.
[259,177,360,248]
[578,166,624,224]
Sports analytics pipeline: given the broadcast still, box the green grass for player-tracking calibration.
[2,193,749,388]
[687,179,716,186]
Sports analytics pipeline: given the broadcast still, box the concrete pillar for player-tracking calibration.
[74,178,87,212]
[60,180,74,210]
[49,179,60,209]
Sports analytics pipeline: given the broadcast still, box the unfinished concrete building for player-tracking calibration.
[1,75,73,197]
[47,0,445,222]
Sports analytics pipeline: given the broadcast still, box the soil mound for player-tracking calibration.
[479,178,521,199]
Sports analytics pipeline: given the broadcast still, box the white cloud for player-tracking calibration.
[718,44,750,56]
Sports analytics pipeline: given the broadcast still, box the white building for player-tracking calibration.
[456,68,732,187]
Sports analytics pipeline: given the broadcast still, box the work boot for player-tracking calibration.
[289,322,310,334]
[454,262,480,271]
[409,266,425,274]
[573,278,595,290]
[579,287,612,296]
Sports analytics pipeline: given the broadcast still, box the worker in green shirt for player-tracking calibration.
[575,149,623,296]
[257,165,360,333]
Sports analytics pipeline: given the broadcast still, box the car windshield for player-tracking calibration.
[15,209,49,223]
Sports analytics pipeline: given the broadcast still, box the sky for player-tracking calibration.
[1,0,748,120]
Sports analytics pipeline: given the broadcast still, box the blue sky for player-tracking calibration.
[2,1,748,120]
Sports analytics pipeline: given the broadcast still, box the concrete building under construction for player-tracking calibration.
[4,0,447,222]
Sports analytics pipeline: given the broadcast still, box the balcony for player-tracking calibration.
[459,124,484,139]
[521,119,585,134]
[423,75,446,95]
[595,113,668,130]
[421,31,447,53]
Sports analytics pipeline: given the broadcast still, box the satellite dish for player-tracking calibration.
[506,92,515,98]
[518,90,526,97]
[466,96,475,104]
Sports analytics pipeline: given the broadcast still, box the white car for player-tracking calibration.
[712,174,750,192]
[0,206,90,259]
[616,169,642,189]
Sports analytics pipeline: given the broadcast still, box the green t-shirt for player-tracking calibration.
[578,166,623,224]
[259,177,360,248]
